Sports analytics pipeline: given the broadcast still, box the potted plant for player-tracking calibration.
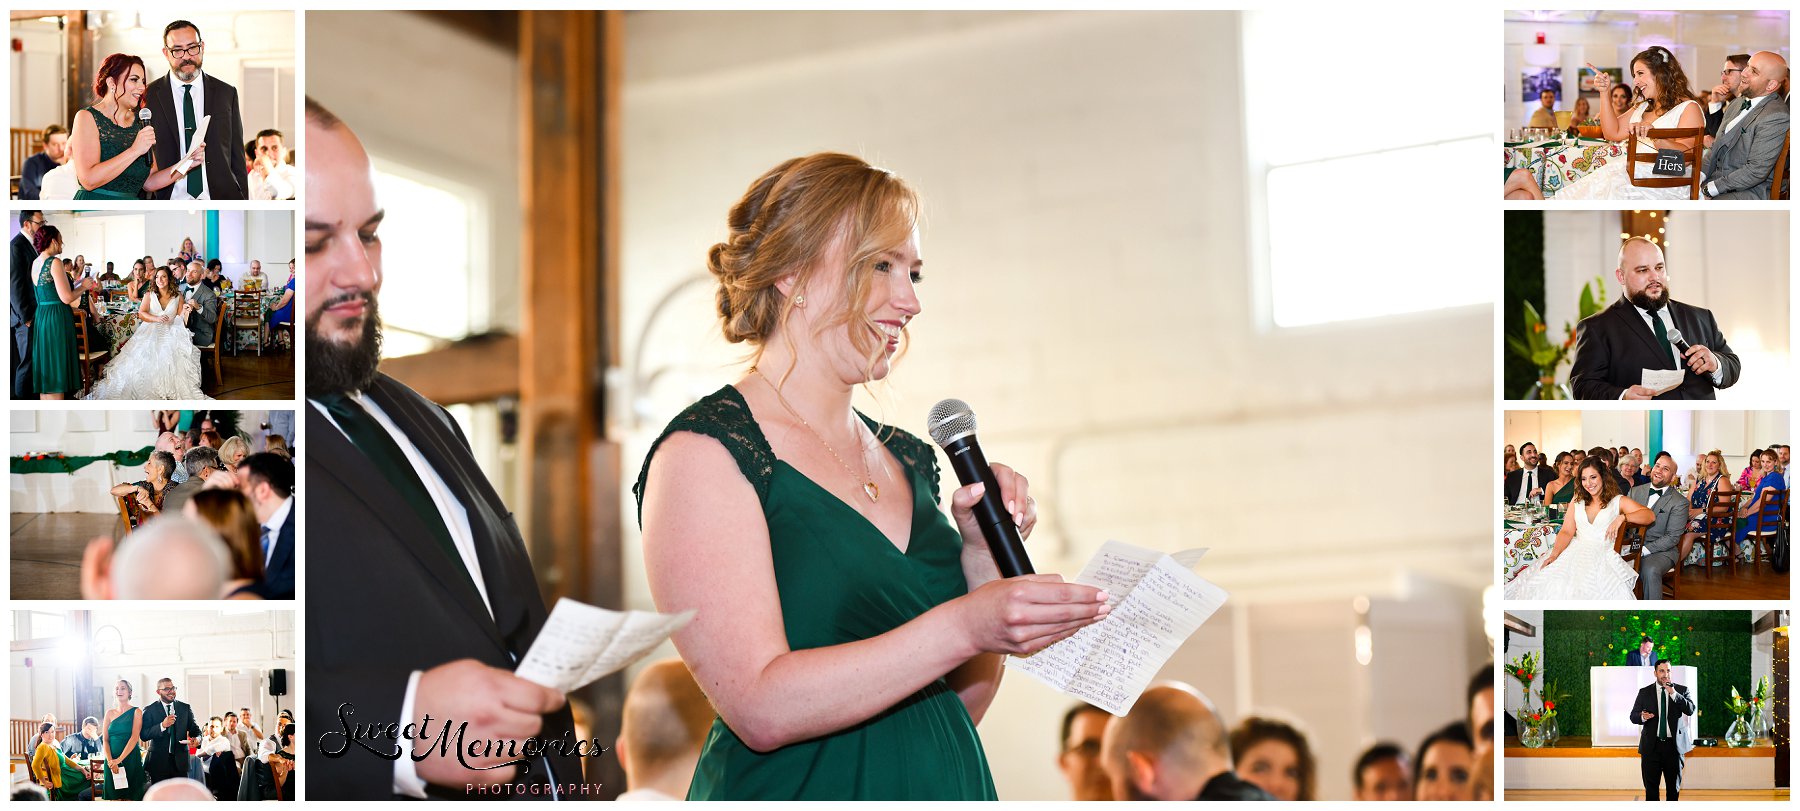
[1507,276,1607,399]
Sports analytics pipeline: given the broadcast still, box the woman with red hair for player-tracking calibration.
[68,53,204,199]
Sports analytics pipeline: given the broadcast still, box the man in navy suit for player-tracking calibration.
[140,677,202,785]
[237,452,293,600]
[11,211,43,399]
[1626,637,1659,667]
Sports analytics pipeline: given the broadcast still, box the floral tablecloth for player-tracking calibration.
[1504,138,1621,197]
[1503,515,1558,584]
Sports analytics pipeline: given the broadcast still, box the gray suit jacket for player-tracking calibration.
[1704,94,1789,199]
[182,281,219,346]
[160,477,201,514]
[1627,482,1689,555]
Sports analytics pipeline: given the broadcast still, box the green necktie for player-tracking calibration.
[1649,308,1676,367]
[182,84,202,196]
[1741,99,1753,112]
[1659,688,1669,738]
[315,393,474,590]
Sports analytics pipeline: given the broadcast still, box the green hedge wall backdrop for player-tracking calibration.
[1543,610,1752,738]
[1503,210,1544,400]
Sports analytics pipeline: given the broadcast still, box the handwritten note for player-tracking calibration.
[1005,541,1227,716]
[514,598,694,693]
[1641,369,1684,396]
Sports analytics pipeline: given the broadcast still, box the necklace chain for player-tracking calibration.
[751,367,879,502]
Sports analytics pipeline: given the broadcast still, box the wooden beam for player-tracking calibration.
[377,334,520,405]
[65,12,86,130]
[518,9,622,795]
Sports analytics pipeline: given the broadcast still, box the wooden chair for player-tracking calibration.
[70,308,109,396]
[195,298,226,389]
[1703,490,1740,573]
[1615,521,1644,572]
[1743,488,1786,566]
[1771,136,1790,200]
[1627,127,1704,200]
[230,292,265,357]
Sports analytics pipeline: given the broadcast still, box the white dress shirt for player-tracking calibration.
[1515,466,1538,504]
[309,393,492,799]
[169,71,209,201]
[1617,304,1724,399]
[250,161,298,201]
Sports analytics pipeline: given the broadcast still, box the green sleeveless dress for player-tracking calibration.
[32,257,79,395]
[34,742,89,800]
[75,106,151,200]
[103,707,147,800]
[633,385,996,800]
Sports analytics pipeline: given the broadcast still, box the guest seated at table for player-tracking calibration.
[1619,455,1651,488]
[1543,451,1576,505]
[1733,448,1785,557]
[19,125,69,201]
[61,716,103,762]
[1705,54,1752,142]
[1503,451,1519,475]
[178,237,201,266]
[31,722,92,800]
[1699,51,1789,200]
[124,260,152,303]
[1527,89,1559,129]
[183,488,265,600]
[110,449,175,519]
[98,261,120,284]
[1413,722,1474,801]
[1100,682,1274,801]
[219,435,250,469]
[1682,449,1735,566]
[1566,96,1592,136]
[1351,742,1410,801]
[199,718,240,800]
[242,259,268,291]
[1555,48,1703,201]
[1228,716,1315,801]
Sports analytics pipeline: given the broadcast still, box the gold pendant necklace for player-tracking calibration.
[752,367,878,502]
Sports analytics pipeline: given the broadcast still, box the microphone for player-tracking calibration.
[1666,326,1692,356]
[139,107,152,125]
[927,399,1034,578]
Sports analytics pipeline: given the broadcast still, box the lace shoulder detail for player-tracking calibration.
[632,385,776,527]
[35,258,50,286]
[861,416,945,503]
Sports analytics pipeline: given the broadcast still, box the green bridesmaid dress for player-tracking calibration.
[634,386,996,800]
[103,707,148,800]
[74,106,151,200]
[33,742,89,800]
[32,257,79,396]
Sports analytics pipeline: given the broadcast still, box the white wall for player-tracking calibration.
[11,409,280,514]
[11,609,295,727]
[1504,11,1789,127]
[1538,209,1789,403]
[10,19,65,137]
[620,11,1493,800]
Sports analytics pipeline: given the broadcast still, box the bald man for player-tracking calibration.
[615,659,715,801]
[1099,683,1274,801]
[1568,237,1739,400]
[1701,50,1789,199]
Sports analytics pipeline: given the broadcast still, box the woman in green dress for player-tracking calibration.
[102,678,148,800]
[636,153,1110,800]
[67,54,203,200]
[30,723,90,800]
[1546,451,1577,505]
[28,226,82,399]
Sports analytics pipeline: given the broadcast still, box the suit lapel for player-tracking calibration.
[306,404,506,652]
[1609,297,1671,367]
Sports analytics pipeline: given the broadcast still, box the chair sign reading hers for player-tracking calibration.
[1653,149,1688,176]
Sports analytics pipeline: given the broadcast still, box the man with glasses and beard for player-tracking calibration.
[143,20,248,200]
[1569,237,1739,400]
[303,97,584,799]
[11,210,44,398]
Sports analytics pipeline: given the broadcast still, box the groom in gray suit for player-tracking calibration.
[1631,660,1695,801]
[180,261,219,347]
[1700,51,1789,200]
[1628,452,1688,599]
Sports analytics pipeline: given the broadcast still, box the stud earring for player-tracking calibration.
[794,293,806,308]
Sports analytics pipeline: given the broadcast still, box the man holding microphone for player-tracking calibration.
[1631,660,1695,801]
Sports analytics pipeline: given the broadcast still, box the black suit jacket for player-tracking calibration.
[1626,650,1658,667]
[257,506,294,600]
[1704,100,1724,136]
[1504,464,1556,503]
[140,700,202,777]
[12,233,36,327]
[143,72,248,200]
[1631,682,1695,755]
[306,375,584,799]
[1569,297,1740,400]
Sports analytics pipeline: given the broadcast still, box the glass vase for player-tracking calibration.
[1725,715,1754,747]
[1519,724,1547,748]
[1749,709,1768,741]
[1544,716,1561,746]
[1523,374,1573,400]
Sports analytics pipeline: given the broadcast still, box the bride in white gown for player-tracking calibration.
[85,267,210,400]
[1505,457,1653,600]
[1554,46,1705,201]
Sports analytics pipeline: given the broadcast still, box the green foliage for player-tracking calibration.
[1539,611,1751,738]
[1503,211,1544,398]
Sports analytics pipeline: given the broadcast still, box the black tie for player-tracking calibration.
[1651,487,1665,498]
[315,393,473,588]
[182,84,202,197]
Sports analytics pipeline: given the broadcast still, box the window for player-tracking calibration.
[368,159,485,357]
[1243,9,1490,328]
